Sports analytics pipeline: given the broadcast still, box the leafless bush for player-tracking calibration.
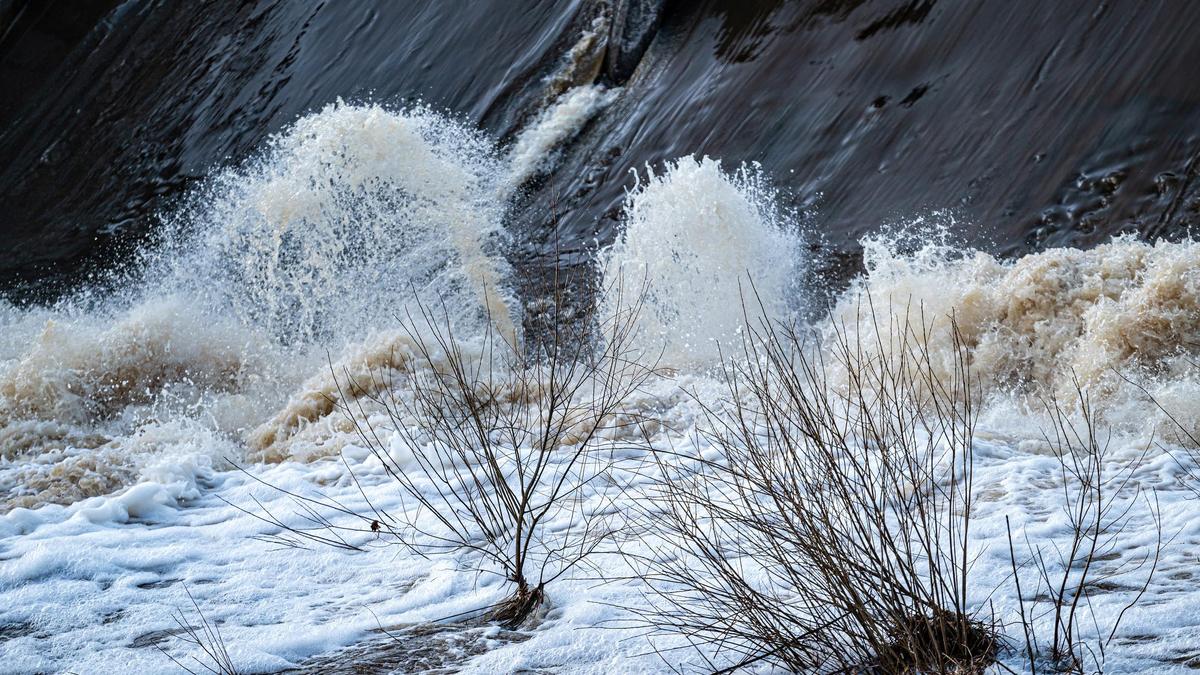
[159,586,239,675]
[629,300,997,673]
[243,265,660,627]
[1006,386,1163,674]
[1117,360,1200,499]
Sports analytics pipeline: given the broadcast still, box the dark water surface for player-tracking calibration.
[3,0,1199,298]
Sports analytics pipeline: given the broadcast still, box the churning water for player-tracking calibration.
[2,95,1197,514]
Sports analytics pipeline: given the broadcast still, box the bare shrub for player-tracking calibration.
[628,299,997,673]
[246,266,660,627]
[1117,359,1200,499]
[159,586,240,675]
[1006,386,1163,674]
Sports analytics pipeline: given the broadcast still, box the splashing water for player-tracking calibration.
[159,101,516,346]
[0,102,521,511]
[3,96,1198,515]
[599,156,804,366]
[823,222,1200,445]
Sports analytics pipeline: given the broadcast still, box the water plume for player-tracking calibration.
[599,156,804,366]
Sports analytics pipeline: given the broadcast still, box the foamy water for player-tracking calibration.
[505,84,619,193]
[0,102,520,511]
[824,222,1200,444]
[161,101,516,345]
[2,105,1198,511]
[600,156,804,365]
[2,93,1199,672]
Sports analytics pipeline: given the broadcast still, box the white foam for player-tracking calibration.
[824,224,1200,445]
[599,156,804,366]
[161,100,516,346]
[0,102,522,508]
[2,90,1198,674]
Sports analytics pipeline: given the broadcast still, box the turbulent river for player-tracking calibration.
[1,1,1198,672]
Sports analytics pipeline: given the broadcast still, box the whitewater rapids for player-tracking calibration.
[1,99,1198,672]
